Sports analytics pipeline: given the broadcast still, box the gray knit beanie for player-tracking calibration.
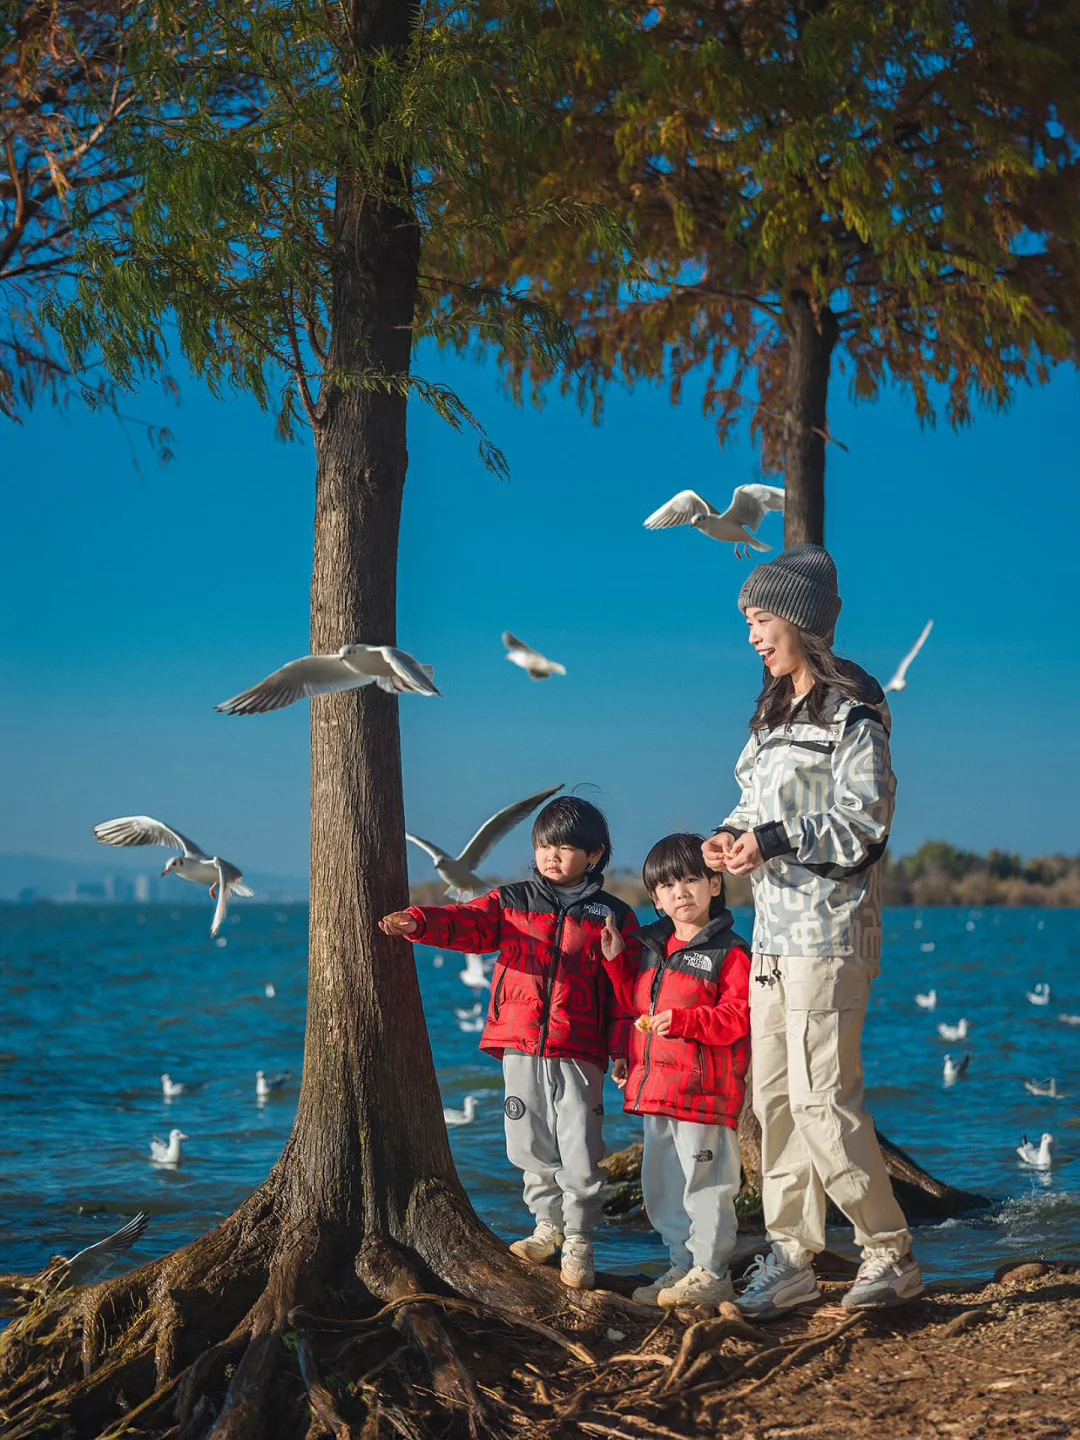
[738,543,842,640]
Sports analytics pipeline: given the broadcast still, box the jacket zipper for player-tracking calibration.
[491,965,506,1020]
[638,951,671,1094]
[537,909,568,1056]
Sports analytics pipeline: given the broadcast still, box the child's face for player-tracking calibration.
[745,605,805,678]
[651,872,722,929]
[535,843,602,885]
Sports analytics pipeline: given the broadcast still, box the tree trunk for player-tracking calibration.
[781,293,837,548]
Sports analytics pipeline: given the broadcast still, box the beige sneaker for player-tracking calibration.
[657,1265,736,1308]
[508,1220,563,1264]
[560,1236,595,1290]
[632,1265,688,1306]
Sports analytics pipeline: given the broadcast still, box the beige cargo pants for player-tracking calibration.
[751,953,912,1268]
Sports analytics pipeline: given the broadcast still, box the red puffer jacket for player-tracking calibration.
[623,912,751,1128]
[403,874,641,1070]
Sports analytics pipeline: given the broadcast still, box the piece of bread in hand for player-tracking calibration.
[634,1014,653,1034]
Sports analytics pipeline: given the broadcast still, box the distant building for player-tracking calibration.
[16,887,38,904]
[74,882,106,901]
[134,874,157,903]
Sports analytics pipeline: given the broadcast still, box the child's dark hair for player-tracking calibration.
[642,833,727,916]
[532,797,611,871]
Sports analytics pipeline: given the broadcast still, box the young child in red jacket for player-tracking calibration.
[611,832,751,1308]
[380,796,640,1291]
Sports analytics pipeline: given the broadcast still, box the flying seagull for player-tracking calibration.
[502,632,566,682]
[0,1213,150,1314]
[643,485,785,559]
[1026,982,1052,1006]
[407,784,563,900]
[93,816,252,937]
[1024,1078,1064,1099]
[883,619,934,694]
[215,644,439,715]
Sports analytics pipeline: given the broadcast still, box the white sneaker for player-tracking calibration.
[508,1220,563,1264]
[657,1265,736,1309]
[560,1235,595,1290]
[632,1265,688,1306]
[735,1251,821,1320]
[843,1251,924,1310]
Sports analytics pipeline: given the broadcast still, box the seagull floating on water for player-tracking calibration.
[914,989,937,1010]
[460,953,490,990]
[264,982,276,999]
[443,1095,479,1127]
[255,1070,292,1099]
[215,644,439,715]
[407,784,563,901]
[149,1129,188,1165]
[943,1053,970,1084]
[458,1017,485,1033]
[883,620,934,694]
[643,485,785,558]
[937,1018,969,1041]
[161,1074,186,1099]
[432,953,445,969]
[502,632,566,681]
[1016,1133,1054,1169]
[93,816,252,937]
[1026,983,1051,1006]
[919,942,936,954]
[1024,1078,1064,1099]
[1059,1014,1080,1027]
[455,1003,482,1021]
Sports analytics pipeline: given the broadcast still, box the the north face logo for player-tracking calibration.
[583,903,613,920]
[692,1149,714,1163]
[683,951,712,972]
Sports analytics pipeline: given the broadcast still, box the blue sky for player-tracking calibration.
[3,343,1078,884]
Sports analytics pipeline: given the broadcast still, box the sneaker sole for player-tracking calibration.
[736,1290,822,1321]
[561,1272,595,1290]
[508,1243,561,1264]
[842,1282,925,1311]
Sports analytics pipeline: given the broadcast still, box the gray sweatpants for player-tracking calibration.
[641,1116,741,1274]
[502,1051,606,1237]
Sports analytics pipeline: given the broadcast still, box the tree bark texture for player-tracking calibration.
[781,293,837,549]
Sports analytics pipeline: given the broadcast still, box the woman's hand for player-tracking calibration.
[379,911,417,936]
[724,832,763,876]
[600,912,625,959]
[611,1058,628,1089]
[701,832,735,872]
[650,1009,673,1037]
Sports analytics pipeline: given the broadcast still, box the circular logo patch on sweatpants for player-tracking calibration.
[504,1096,526,1120]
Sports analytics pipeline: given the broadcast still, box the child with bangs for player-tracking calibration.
[607,832,751,1307]
[381,796,640,1290]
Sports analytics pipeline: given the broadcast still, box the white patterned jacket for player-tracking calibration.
[719,668,895,963]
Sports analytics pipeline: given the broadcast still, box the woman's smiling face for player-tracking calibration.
[744,605,805,678]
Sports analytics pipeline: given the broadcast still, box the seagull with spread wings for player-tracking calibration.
[883,620,934,694]
[502,632,567,681]
[407,784,563,900]
[0,1213,149,1315]
[643,484,785,558]
[93,816,252,936]
[215,643,439,715]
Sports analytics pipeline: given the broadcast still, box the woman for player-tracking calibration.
[703,543,921,1318]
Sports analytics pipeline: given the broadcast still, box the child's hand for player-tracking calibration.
[611,1058,628,1089]
[650,1009,673,1036]
[725,832,763,877]
[701,833,735,872]
[600,912,625,959]
[379,911,418,936]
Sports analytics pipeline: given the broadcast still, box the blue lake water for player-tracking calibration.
[1,904,1078,1284]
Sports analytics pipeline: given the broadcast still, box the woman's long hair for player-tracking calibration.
[751,629,865,732]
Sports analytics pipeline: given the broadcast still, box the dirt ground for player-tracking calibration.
[524,1259,1080,1440]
